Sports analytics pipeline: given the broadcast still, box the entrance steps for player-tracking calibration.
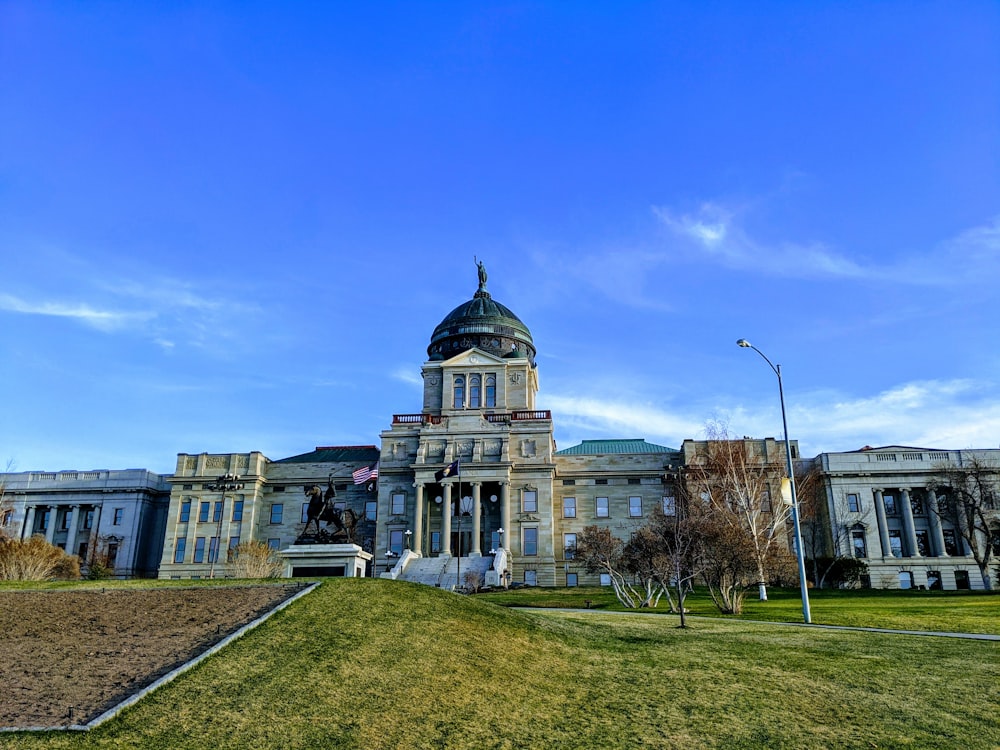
[396,554,494,589]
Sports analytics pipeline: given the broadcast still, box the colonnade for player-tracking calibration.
[409,478,511,557]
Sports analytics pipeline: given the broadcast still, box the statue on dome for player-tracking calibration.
[475,257,488,291]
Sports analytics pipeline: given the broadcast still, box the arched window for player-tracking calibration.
[453,376,465,409]
[485,374,496,408]
[469,375,481,408]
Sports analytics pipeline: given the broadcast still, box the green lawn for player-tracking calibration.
[2,579,998,749]
[480,584,1000,635]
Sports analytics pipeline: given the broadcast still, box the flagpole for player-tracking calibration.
[456,459,462,590]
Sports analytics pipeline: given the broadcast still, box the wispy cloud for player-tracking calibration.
[0,293,152,331]
[392,368,423,388]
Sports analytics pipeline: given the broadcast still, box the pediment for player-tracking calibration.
[438,347,507,367]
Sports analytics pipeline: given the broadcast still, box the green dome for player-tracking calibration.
[428,289,536,364]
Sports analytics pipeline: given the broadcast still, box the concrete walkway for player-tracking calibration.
[519,607,1000,641]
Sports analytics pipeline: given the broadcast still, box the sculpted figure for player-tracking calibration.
[475,257,487,290]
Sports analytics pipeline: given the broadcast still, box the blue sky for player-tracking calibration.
[2,2,998,474]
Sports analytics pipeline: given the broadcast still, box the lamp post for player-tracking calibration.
[405,529,412,550]
[456,495,473,589]
[736,339,812,624]
[205,473,244,579]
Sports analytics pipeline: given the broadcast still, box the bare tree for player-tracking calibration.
[685,423,793,601]
[929,456,999,590]
[697,513,761,614]
[643,501,711,627]
[575,526,652,609]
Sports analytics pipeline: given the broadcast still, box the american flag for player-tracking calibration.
[352,461,379,485]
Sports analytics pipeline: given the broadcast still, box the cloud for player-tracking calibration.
[392,368,423,388]
[546,393,703,448]
[0,293,152,332]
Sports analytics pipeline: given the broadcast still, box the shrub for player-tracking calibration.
[228,540,283,578]
[0,534,81,581]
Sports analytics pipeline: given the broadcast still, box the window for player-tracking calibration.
[596,497,609,518]
[628,478,641,485]
[431,531,441,553]
[213,501,223,523]
[485,375,496,408]
[955,570,971,590]
[523,527,538,556]
[600,573,611,586]
[270,503,284,524]
[199,502,210,523]
[662,496,676,516]
[943,529,958,556]
[40,509,50,531]
[113,508,124,526]
[629,496,643,518]
[272,486,285,493]
[562,479,576,486]
[365,500,377,520]
[524,570,537,586]
[208,537,220,564]
[193,537,206,564]
[491,530,502,550]
[228,536,240,551]
[847,493,860,513]
[760,489,772,513]
[183,484,193,491]
[595,478,608,485]
[523,490,537,513]
[389,529,404,555]
[78,541,89,559]
[232,500,243,522]
[883,494,898,515]
[391,493,405,515]
[1,510,12,527]
[564,533,577,560]
[60,510,71,531]
[180,500,191,523]
[915,530,930,556]
[453,376,465,409]
[851,529,867,558]
[301,502,311,523]
[267,538,281,550]
[566,572,578,587]
[469,375,481,408]
[563,497,576,518]
[174,538,187,563]
[910,496,924,516]
[888,530,903,558]
[926,570,941,590]
[83,509,94,530]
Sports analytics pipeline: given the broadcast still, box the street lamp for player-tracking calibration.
[736,339,812,624]
[405,529,412,550]
[205,473,244,579]
[456,495,473,589]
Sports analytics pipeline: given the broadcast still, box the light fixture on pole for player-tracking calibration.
[736,338,812,624]
[405,529,412,550]
[456,495,473,589]
[205,473,244,579]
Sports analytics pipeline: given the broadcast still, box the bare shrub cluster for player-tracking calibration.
[228,540,283,578]
[0,535,81,580]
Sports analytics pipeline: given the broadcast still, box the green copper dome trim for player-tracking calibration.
[556,439,678,455]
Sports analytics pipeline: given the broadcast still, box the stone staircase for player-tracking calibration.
[397,554,495,589]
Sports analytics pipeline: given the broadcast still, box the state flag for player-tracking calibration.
[434,460,460,482]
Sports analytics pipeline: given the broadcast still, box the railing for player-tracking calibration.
[484,413,510,423]
[392,414,443,425]
[485,547,508,588]
[511,410,551,421]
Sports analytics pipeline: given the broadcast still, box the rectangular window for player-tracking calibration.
[199,502,210,523]
[595,478,608,485]
[182,484,193,491]
[113,508,124,526]
[193,537,206,563]
[232,500,243,522]
[915,530,930,556]
[566,572,578,587]
[564,533,577,560]
[851,530,867,558]
[469,375,481,408]
[523,527,538,556]
[562,479,576,486]
[600,573,611,586]
[213,501,223,523]
[391,493,405,515]
[228,536,240,550]
[629,496,643,518]
[453,376,465,409]
[174,538,187,563]
[911,497,925,516]
[60,510,70,531]
[1,510,12,527]
[596,497,609,518]
[485,374,496,408]
[78,541,88,559]
[431,531,441,553]
[491,530,501,551]
[83,509,94,529]
[40,509,50,531]
[389,529,404,555]
[267,538,281,550]
[301,502,311,523]
[943,529,958,556]
[272,486,285,493]
[847,493,860,513]
[883,495,898,515]
[208,537,220,563]
[628,478,641,485]
[662,496,676,516]
[523,490,537,513]
[524,570,537,586]
[365,500,377,520]
[760,489,772,513]
[888,530,903,558]
[180,500,191,523]
[270,503,284,524]
[563,497,576,518]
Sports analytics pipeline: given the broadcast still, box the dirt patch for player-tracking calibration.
[0,584,305,728]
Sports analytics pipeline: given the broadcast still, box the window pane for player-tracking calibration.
[213,501,223,522]
[199,502,210,523]
[629,496,642,517]
[180,501,191,523]
[564,533,576,559]
[523,490,537,513]
[270,503,284,524]
[469,375,481,408]
[485,375,496,407]
[174,538,186,563]
[453,376,465,409]
[524,528,538,556]
[662,496,676,515]
[194,537,206,563]
[563,497,576,518]
[232,500,243,522]
[391,494,405,515]
[596,497,609,518]
[847,494,860,512]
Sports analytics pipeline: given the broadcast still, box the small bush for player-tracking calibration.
[228,540,283,578]
[0,535,81,581]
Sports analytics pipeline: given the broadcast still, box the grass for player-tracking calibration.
[480,584,1000,635]
[2,579,998,749]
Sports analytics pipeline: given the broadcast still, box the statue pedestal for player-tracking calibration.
[279,543,372,578]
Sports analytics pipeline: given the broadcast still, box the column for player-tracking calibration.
[44,506,56,544]
[873,489,890,557]
[500,481,510,553]
[926,489,946,557]
[471,482,482,557]
[413,483,424,556]
[22,505,36,540]
[441,484,452,556]
[65,505,80,556]
[900,488,919,556]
